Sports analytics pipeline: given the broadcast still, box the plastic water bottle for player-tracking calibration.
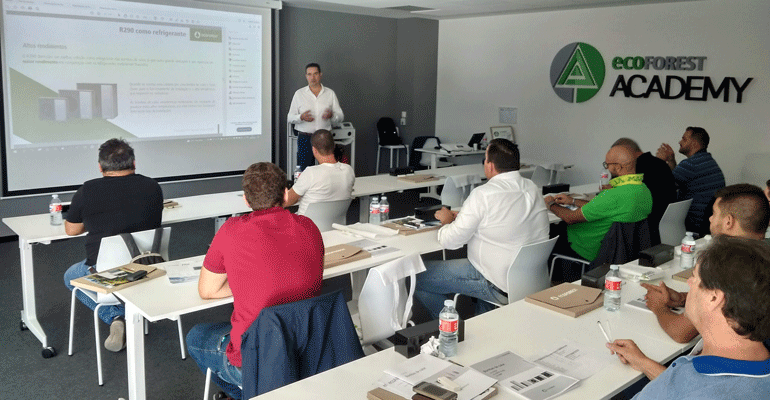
[599,167,611,190]
[603,265,622,311]
[369,196,381,225]
[439,299,459,357]
[379,195,390,222]
[293,165,302,181]
[49,194,63,226]
[680,232,696,270]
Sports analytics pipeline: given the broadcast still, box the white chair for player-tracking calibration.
[377,143,410,174]
[440,174,482,208]
[303,198,352,232]
[420,137,453,168]
[454,237,558,308]
[531,164,564,187]
[68,227,186,386]
[350,253,426,353]
[658,198,693,246]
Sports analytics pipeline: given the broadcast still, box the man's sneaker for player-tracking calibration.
[105,318,126,352]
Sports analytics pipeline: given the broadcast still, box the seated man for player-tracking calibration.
[546,145,652,271]
[187,162,324,400]
[285,129,354,215]
[612,138,676,231]
[657,127,725,235]
[414,138,550,318]
[642,184,770,343]
[607,236,770,399]
[63,138,163,352]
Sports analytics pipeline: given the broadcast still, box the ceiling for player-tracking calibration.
[280,0,701,19]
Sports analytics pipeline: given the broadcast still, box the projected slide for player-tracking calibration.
[3,0,262,148]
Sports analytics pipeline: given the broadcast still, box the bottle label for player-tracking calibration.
[370,208,380,214]
[49,204,62,213]
[439,319,458,333]
[380,206,389,213]
[681,244,694,254]
[605,277,621,291]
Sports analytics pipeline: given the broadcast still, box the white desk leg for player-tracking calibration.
[126,302,146,400]
[19,239,53,357]
[420,154,441,200]
[430,154,437,170]
[359,195,371,223]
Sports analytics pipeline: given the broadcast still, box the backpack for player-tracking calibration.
[119,228,166,265]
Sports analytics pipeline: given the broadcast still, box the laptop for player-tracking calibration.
[468,132,485,148]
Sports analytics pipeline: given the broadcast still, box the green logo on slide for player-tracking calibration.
[550,42,605,103]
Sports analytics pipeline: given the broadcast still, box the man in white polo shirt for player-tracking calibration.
[285,129,354,215]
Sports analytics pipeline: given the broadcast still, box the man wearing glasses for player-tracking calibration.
[545,145,652,280]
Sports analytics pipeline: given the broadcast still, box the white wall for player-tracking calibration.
[436,0,770,186]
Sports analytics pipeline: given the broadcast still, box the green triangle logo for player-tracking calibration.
[555,44,598,89]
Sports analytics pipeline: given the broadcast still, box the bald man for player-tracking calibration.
[546,145,653,265]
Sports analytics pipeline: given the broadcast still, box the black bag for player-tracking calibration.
[119,228,165,265]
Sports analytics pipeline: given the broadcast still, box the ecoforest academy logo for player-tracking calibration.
[550,42,605,103]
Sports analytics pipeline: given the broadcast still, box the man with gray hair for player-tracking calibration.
[612,138,676,231]
[63,138,163,352]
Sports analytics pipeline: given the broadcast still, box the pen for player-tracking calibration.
[597,320,612,343]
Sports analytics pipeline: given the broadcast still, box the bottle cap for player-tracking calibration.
[381,195,387,200]
[610,264,619,270]
[444,299,454,307]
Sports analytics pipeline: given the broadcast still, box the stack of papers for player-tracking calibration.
[471,351,580,400]
[163,259,203,284]
[375,354,496,400]
[332,223,400,239]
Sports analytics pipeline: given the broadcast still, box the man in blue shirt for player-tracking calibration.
[657,127,725,235]
[607,236,770,400]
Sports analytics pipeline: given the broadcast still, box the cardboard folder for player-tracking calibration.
[672,267,694,282]
[397,174,439,183]
[324,244,371,268]
[525,283,604,318]
[71,263,165,294]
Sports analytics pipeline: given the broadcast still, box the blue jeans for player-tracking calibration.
[414,258,508,320]
[296,132,315,170]
[187,322,243,400]
[63,259,125,325]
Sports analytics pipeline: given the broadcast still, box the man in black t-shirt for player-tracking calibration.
[63,138,163,352]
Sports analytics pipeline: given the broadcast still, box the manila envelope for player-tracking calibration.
[672,267,694,282]
[525,283,604,318]
[324,244,371,268]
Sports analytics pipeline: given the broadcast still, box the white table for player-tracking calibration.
[2,191,252,357]
[114,228,444,400]
[254,258,697,400]
[414,148,486,170]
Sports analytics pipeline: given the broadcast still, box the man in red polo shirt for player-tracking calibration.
[186,162,324,400]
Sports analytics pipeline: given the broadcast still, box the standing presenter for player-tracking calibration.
[288,63,344,171]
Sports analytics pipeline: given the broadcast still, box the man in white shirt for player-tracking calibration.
[414,138,550,318]
[287,63,344,170]
[285,129,354,215]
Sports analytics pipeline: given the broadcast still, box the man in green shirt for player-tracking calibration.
[546,145,653,263]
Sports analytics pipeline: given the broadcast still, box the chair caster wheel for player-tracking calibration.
[20,320,28,331]
[42,347,57,358]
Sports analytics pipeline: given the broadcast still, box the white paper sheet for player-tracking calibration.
[528,339,614,380]
[471,351,579,400]
[162,259,202,284]
[383,354,497,400]
[347,238,401,258]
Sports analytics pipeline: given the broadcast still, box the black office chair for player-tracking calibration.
[376,117,409,174]
[409,136,452,170]
[550,219,654,281]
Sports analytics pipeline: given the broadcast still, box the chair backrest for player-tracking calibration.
[589,219,653,269]
[506,237,558,303]
[441,174,482,208]
[530,166,551,187]
[357,253,426,346]
[240,290,364,398]
[658,198,693,246]
[95,227,171,303]
[303,199,352,232]
[376,117,403,146]
[409,136,441,168]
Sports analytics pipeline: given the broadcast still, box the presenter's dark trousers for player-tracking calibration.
[296,131,314,171]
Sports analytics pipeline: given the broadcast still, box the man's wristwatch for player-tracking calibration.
[546,201,556,208]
